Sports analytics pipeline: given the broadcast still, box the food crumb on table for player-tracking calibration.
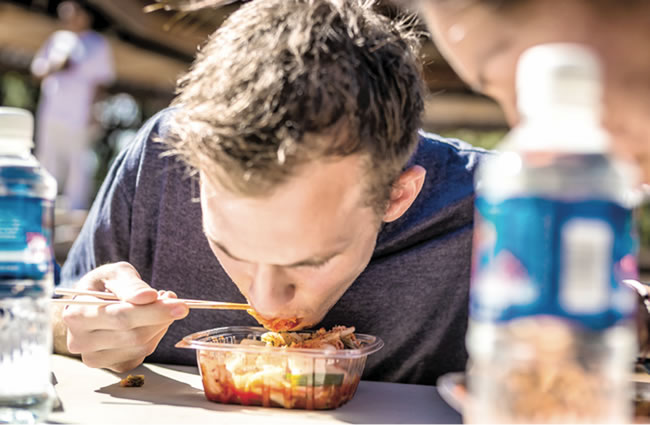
[120,374,145,387]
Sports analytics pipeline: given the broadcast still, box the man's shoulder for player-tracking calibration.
[110,108,181,192]
[122,108,176,156]
[415,130,490,170]
[413,130,489,206]
[413,130,489,198]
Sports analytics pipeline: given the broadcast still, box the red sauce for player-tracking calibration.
[246,310,303,332]
[201,370,362,409]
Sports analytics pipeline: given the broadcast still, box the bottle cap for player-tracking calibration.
[514,43,608,153]
[0,107,35,155]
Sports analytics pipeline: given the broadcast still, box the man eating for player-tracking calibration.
[56,0,487,385]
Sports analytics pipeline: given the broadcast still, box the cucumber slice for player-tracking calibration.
[286,373,344,387]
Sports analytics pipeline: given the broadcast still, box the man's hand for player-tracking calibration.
[57,262,189,372]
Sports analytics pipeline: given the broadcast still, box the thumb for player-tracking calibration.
[82,262,158,305]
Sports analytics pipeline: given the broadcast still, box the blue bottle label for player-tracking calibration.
[471,196,638,330]
[0,196,53,279]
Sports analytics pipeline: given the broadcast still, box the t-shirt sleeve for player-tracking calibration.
[88,37,115,85]
[72,34,115,86]
[30,35,54,77]
[59,115,157,287]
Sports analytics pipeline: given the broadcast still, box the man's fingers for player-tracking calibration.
[160,290,178,299]
[75,262,158,305]
[63,298,189,332]
[60,262,189,372]
[81,346,151,372]
[67,323,172,353]
[105,357,146,374]
[100,262,158,305]
[79,325,171,372]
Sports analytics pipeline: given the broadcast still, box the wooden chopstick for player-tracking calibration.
[55,288,224,304]
[51,299,250,310]
[52,299,119,307]
[53,288,250,310]
[54,288,119,300]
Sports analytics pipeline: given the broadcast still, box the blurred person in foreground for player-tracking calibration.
[416,0,650,184]
[415,0,650,357]
[54,0,488,383]
[31,0,115,210]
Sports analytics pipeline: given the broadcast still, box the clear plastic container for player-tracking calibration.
[176,326,383,410]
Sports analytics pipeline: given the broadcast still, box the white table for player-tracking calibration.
[47,355,462,424]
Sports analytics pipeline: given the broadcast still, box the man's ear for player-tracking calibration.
[383,165,426,223]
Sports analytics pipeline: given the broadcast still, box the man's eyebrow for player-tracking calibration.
[283,251,340,268]
[202,222,342,267]
[214,241,248,263]
[202,224,247,262]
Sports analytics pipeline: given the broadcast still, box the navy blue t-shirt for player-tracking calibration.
[62,110,488,385]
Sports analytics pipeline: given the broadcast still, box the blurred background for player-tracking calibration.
[0,0,647,278]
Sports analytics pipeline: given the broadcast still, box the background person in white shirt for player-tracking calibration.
[31,1,115,210]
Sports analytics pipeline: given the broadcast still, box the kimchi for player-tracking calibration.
[246,309,303,332]
[197,326,365,409]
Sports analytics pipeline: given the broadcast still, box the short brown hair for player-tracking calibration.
[167,0,424,213]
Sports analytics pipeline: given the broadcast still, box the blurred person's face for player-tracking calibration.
[58,2,91,32]
[419,0,650,183]
[200,154,424,329]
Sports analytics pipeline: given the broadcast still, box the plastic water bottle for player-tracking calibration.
[466,44,640,423]
[0,107,57,424]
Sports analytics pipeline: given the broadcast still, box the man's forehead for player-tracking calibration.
[199,154,375,250]
[199,153,369,203]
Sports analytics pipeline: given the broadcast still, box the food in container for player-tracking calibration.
[176,326,383,409]
[246,310,302,332]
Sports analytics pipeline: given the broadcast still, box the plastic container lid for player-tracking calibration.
[176,325,384,358]
[513,43,609,153]
[0,107,34,155]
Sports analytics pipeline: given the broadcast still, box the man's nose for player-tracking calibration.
[248,264,296,316]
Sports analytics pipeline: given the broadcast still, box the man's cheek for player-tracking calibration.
[216,257,253,293]
[298,276,338,308]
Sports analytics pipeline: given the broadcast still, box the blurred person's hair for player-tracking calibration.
[167,0,424,215]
